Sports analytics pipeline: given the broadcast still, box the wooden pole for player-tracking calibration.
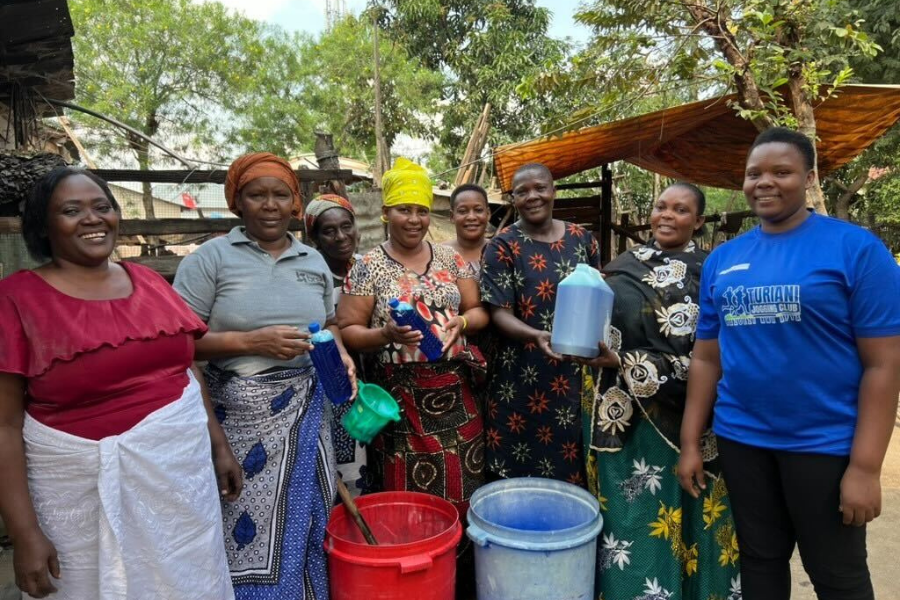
[58,117,97,169]
[336,479,378,545]
[617,213,630,256]
[372,14,389,187]
[600,165,613,265]
[454,103,491,187]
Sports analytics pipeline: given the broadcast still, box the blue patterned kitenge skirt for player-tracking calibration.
[205,365,336,600]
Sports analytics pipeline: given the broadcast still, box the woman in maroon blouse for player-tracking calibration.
[0,168,240,599]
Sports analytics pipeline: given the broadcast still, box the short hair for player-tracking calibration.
[449,184,489,210]
[749,127,816,172]
[665,182,706,215]
[512,163,554,186]
[22,167,120,261]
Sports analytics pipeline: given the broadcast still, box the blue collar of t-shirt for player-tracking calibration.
[754,209,818,241]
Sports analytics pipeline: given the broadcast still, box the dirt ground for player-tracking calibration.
[790,422,900,600]
[3,421,900,600]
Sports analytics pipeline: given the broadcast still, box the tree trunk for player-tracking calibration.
[126,113,160,220]
[833,172,869,221]
[787,73,828,215]
[683,2,775,131]
[127,133,156,219]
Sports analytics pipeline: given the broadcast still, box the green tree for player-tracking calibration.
[70,0,264,217]
[371,0,568,170]
[822,0,900,222]
[224,27,322,159]
[540,0,883,215]
[308,16,444,159]
[228,16,444,165]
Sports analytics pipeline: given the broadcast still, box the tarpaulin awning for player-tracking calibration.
[493,85,900,191]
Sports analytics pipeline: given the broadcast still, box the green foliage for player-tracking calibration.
[824,0,900,224]
[372,0,569,166]
[70,0,264,162]
[517,0,892,221]
[564,0,882,129]
[306,16,444,157]
[230,16,444,159]
[223,28,321,158]
[70,1,444,165]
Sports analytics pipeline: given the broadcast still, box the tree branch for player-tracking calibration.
[683,1,775,131]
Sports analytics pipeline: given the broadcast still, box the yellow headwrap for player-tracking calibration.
[381,157,432,209]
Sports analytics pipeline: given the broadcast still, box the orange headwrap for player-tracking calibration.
[224,152,303,217]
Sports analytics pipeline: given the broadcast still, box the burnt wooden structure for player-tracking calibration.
[1,0,75,144]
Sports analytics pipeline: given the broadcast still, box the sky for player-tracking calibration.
[213,0,592,43]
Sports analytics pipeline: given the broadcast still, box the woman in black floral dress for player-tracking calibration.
[480,163,599,485]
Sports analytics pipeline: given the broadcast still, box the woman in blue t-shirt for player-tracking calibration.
[678,127,900,600]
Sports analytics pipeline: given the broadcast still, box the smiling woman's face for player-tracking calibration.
[649,186,703,251]
[511,169,555,227]
[46,174,119,266]
[384,203,431,249]
[743,142,814,230]
[451,190,489,243]
[312,207,358,263]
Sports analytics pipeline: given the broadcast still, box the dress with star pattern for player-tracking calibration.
[480,221,600,485]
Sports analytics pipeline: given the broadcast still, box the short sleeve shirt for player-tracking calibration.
[174,227,334,376]
[343,242,471,364]
[697,213,900,454]
[0,263,207,439]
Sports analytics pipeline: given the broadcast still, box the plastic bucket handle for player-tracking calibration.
[397,554,434,574]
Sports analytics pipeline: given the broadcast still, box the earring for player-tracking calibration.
[380,215,389,224]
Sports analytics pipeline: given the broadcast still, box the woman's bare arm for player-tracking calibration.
[0,373,59,597]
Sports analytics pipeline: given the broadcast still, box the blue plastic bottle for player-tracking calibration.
[551,263,614,358]
[388,298,445,361]
[308,322,353,405]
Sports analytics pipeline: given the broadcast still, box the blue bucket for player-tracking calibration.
[466,478,603,600]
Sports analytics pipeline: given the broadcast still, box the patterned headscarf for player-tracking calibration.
[305,194,355,234]
[224,152,302,217]
[381,157,432,209]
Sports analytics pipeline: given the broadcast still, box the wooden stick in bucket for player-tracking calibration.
[336,478,378,545]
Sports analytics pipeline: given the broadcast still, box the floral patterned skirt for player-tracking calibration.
[587,417,742,600]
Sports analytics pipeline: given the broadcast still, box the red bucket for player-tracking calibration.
[325,492,462,600]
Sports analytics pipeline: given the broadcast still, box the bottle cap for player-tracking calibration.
[388,298,399,308]
[309,322,321,333]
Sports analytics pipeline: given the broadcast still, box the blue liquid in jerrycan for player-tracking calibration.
[388,298,444,362]
[551,263,614,358]
[308,322,353,404]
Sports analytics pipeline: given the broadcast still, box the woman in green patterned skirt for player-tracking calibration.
[580,184,741,600]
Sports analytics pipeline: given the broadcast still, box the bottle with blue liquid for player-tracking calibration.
[388,298,445,361]
[551,263,614,358]
[308,322,353,405]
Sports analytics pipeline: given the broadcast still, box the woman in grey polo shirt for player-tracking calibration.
[174,153,355,600]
